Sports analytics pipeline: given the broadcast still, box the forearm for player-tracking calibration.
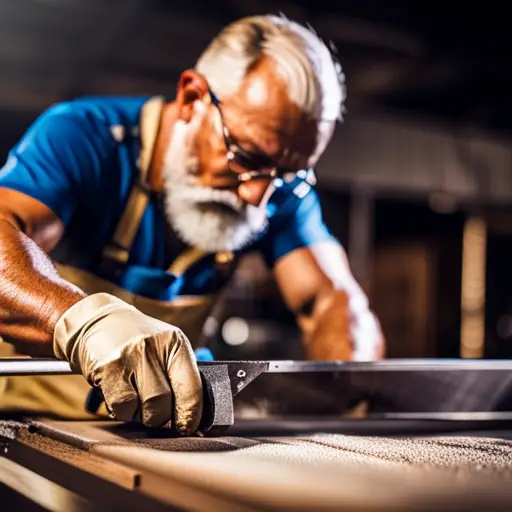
[298,288,385,361]
[0,218,85,355]
[298,289,353,360]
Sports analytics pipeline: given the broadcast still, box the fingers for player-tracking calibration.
[102,358,174,428]
[100,367,139,423]
[135,343,174,428]
[102,331,202,433]
[121,331,202,432]
[166,330,203,435]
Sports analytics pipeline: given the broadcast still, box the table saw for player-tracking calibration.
[2,358,512,511]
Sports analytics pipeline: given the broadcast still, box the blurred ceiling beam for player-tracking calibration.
[358,58,464,100]
[222,0,308,20]
[62,0,151,96]
[0,86,60,111]
[312,15,425,58]
[220,0,424,57]
[0,0,509,136]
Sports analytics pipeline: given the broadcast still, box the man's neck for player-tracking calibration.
[148,102,178,194]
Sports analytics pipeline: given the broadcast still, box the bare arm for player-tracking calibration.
[0,187,203,429]
[0,188,85,355]
[274,240,385,361]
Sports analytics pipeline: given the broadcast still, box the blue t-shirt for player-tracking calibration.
[0,96,335,301]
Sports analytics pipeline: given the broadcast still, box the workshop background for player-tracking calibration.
[0,0,510,361]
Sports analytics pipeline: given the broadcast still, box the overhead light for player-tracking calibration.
[222,317,250,346]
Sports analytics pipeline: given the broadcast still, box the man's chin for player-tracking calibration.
[166,199,264,253]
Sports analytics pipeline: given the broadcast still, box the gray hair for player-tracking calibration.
[195,14,346,122]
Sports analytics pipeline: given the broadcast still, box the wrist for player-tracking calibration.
[52,293,131,361]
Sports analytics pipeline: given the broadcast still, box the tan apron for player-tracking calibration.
[0,97,233,419]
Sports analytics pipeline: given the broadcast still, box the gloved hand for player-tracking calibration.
[53,292,202,432]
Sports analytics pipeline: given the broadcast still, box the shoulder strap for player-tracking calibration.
[137,96,166,185]
[102,96,165,267]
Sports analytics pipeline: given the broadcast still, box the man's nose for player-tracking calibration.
[237,179,273,206]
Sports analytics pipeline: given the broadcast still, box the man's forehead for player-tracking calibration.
[227,58,312,134]
[212,56,336,166]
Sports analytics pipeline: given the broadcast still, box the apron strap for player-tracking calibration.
[168,247,208,276]
[102,96,165,267]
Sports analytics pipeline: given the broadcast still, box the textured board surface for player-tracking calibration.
[14,420,512,509]
[5,419,512,510]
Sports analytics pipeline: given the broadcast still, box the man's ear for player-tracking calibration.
[175,69,210,122]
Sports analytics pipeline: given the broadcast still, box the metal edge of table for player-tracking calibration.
[6,358,512,377]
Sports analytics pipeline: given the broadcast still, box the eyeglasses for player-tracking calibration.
[209,90,318,187]
[209,89,283,184]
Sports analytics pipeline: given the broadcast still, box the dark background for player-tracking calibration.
[0,1,510,360]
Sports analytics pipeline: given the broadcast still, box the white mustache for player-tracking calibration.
[179,186,244,213]
[162,117,268,252]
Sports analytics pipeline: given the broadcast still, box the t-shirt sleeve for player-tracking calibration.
[0,107,112,227]
[258,181,337,267]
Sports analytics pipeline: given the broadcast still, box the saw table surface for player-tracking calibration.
[3,359,512,509]
[3,418,512,511]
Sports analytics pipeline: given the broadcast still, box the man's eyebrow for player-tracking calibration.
[223,111,293,158]
[236,139,298,174]
[230,131,274,159]
[234,128,292,160]
[240,141,272,158]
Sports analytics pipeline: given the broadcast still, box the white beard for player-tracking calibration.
[162,120,269,253]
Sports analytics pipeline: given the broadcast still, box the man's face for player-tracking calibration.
[163,58,334,253]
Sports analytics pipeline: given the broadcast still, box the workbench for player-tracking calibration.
[2,359,512,510]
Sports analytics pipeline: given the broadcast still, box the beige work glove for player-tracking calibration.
[53,293,202,432]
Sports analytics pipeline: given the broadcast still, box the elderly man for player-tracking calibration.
[0,15,383,433]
